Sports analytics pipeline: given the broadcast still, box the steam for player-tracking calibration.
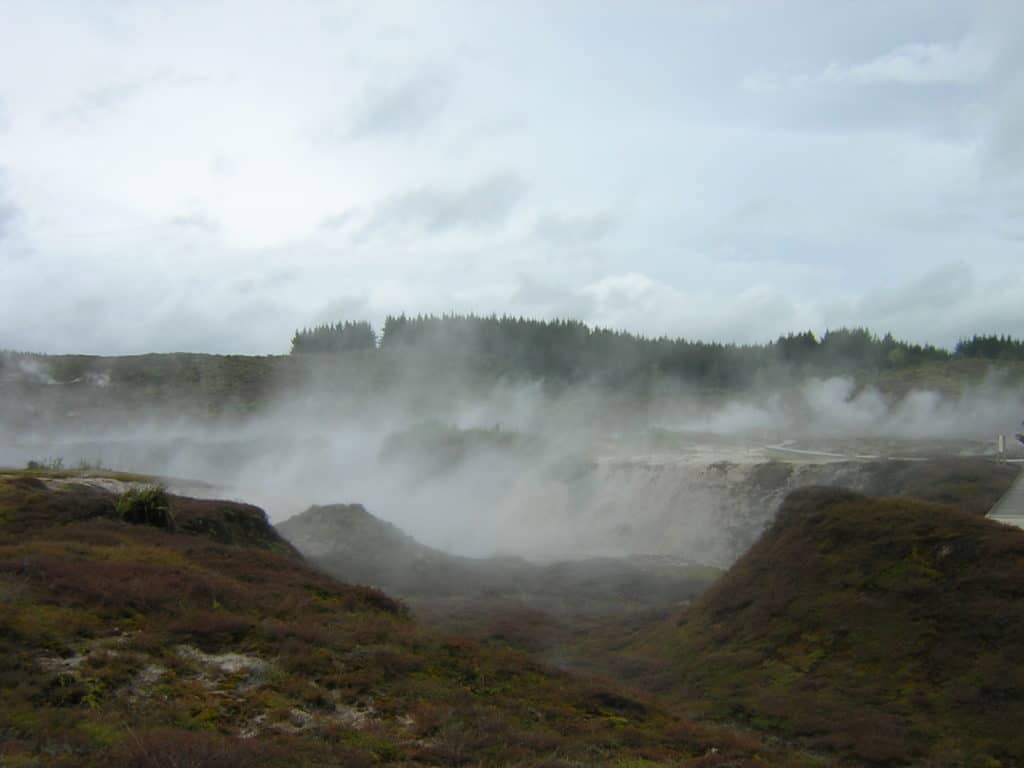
[688,375,1024,441]
[16,358,57,385]
[2,352,1022,565]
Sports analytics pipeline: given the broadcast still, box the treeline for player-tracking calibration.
[954,334,1024,361]
[290,321,376,354]
[289,314,1021,391]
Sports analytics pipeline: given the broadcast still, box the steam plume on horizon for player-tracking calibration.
[2,349,1021,564]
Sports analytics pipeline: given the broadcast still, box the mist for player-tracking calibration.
[3,346,1022,565]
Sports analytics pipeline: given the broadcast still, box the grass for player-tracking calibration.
[117,486,174,530]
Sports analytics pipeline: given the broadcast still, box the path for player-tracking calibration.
[988,466,1024,530]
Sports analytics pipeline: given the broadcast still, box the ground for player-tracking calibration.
[0,470,828,768]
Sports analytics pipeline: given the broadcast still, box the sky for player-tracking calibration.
[0,0,1021,354]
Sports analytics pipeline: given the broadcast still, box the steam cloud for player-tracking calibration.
[2,355,1022,564]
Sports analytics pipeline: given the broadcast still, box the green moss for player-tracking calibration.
[10,605,102,645]
[75,718,122,747]
[186,706,222,729]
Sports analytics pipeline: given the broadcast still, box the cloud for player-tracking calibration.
[0,202,15,243]
[584,273,809,343]
[509,273,600,322]
[209,154,238,177]
[0,172,18,244]
[320,210,357,231]
[981,41,1024,181]
[360,172,528,239]
[53,72,203,124]
[349,70,451,139]
[169,210,219,234]
[509,264,1024,349]
[1,2,1022,355]
[824,40,989,86]
[987,112,1024,179]
[534,211,615,246]
[308,295,374,328]
[831,261,1024,345]
[743,38,989,94]
[859,261,974,317]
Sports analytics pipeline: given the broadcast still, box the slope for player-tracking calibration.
[645,484,1024,766]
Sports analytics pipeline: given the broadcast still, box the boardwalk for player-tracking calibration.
[988,464,1024,530]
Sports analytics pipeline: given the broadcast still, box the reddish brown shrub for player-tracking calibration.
[168,609,253,648]
[118,727,280,768]
[257,618,333,646]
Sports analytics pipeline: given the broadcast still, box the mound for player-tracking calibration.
[0,472,816,768]
[276,502,468,594]
[277,503,718,612]
[0,471,296,555]
[658,484,1024,766]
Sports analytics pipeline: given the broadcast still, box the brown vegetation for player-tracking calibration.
[0,472,823,767]
[643,484,1024,766]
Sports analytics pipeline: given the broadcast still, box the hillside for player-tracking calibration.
[642,484,1024,766]
[0,471,825,768]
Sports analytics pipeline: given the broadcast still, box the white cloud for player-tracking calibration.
[0,169,18,244]
[348,69,452,139]
[359,172,529,239]
[743,38,990,92]
[833,40,989,85]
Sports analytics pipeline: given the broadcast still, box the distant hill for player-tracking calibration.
[642,485,1024,766]
[4,322,1024,425]
[0,470,818,767]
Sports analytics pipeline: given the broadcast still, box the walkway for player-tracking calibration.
[988,466,1024,530]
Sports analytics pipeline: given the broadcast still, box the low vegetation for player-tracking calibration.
[0,471,827,767]
[849,456,1020,517]
[641,485,1024,766]
[116,486,174,531]
[25,458,65,471]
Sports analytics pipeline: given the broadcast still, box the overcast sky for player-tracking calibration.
[0,1,1021,354]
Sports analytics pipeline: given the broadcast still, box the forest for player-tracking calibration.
[291,314,1018,391]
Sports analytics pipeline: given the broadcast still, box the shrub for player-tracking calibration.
[117,487,174,531]
[118,727,277,768]
[169,609,253,648]
[25,457,64,470]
